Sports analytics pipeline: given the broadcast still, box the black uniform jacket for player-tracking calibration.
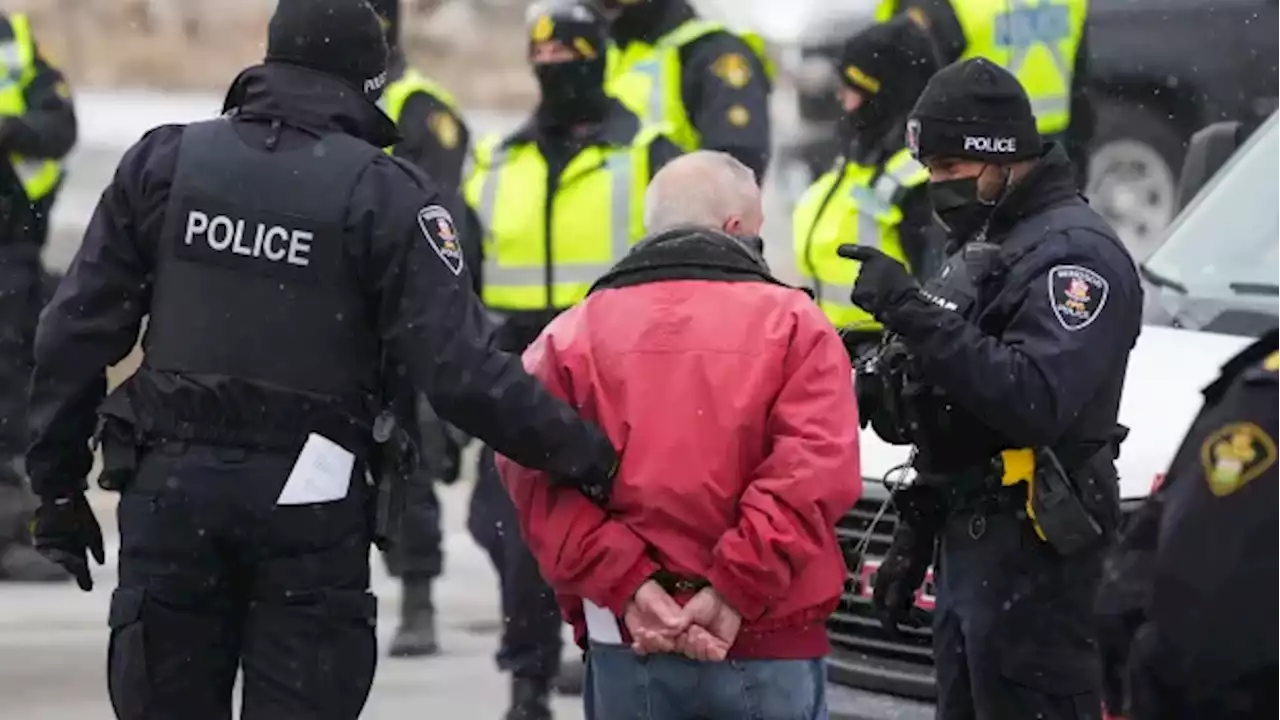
[26,63,613,498]
[881,145,1143,465]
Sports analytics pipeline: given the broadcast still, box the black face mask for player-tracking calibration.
[928,176,995,241]
[535,59,608,128]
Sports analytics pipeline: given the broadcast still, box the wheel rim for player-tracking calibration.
[1086,139,1178,261]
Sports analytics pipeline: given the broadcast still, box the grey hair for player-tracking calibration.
[642,151,760,234]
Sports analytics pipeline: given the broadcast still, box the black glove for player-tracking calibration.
[836,245,920,317]
[553,432,619,507]
[893,483,947,531]
[871,524,935,638]
[31,492,105,592]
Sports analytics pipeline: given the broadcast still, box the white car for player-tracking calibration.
[825,113,1279,719]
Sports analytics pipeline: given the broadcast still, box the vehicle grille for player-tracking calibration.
[829,496,936,673]
[827,493,1145,696]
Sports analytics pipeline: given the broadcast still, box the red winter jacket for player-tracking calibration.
[497,232,862,660]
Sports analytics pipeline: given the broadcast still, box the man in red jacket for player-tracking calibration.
[498,151,861,719]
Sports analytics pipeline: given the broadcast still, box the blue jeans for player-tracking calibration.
[584,642,830,720]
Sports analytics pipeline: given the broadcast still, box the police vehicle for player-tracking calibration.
[825,110,1280,720]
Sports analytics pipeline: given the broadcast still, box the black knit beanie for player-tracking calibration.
[527,2,607,60]
[838,16,940,132]
[906,57,1042,163]
[265,0,390,99]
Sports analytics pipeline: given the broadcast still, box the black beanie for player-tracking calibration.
[527,2,607,62]
[839,16,940,119]
[906,57,1042,163]
[265,0,390,99]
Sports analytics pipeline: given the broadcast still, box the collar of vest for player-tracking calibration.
[589,226,792,295]
[222,63,400,149]
[612,0,698,47]
[504,98,641,150]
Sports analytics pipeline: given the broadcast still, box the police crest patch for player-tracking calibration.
[418,205,464,276]
[1200,422,1277,497]
[428,111,459,150]
[711,53,752,89]
[1048,265,1109,331]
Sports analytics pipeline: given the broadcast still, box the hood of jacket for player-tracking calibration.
[221,62,400,149]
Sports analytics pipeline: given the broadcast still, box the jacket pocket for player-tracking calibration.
[107,588,151,720]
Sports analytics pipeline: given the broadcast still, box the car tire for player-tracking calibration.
[1087,101,1185,261]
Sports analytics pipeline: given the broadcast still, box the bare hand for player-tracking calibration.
[673,587,743,662]
[623,580,689,655]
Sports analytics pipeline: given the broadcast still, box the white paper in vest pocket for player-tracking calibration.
[583,599,624,645]
[277,433,354,506]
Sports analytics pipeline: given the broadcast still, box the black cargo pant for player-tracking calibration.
[109,443,377,720]
[932,504,1105,720]
[467,446,563,681]
[380,396,448,580]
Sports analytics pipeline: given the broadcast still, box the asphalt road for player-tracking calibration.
[8,89,934,720]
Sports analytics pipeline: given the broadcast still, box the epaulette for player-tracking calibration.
[1205,329,1278,399]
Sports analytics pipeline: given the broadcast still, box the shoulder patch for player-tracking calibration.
[710,52,752,88]
[1200,422,1277,497]
[1048,265,1109,331]
[418,205,464,276]
[428,111,459,150]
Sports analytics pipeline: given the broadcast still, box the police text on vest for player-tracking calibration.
[963,136,1017,154]
[184,210,313,267]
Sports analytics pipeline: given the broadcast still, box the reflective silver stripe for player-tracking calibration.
[871,155,927,205]
[632,25,706,125]
[628,58,665,124]
[480,149,636,290]
[1004,0,1072,79]
[1031,95,1070,120]
[0,41,21,89]
[856,211,881,251]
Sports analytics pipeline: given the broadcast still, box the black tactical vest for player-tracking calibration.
[144,119,382,406]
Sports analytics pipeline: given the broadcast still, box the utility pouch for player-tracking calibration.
[97,417,139,492]
[1030,448,1104,555]
[999,447,1104,554]
[371,411,417,552]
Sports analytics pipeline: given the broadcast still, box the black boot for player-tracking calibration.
[505,676,552,720]
[551,657,584,696]
[389,579,439,657]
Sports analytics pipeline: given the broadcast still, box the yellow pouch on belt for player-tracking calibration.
[999,448,1048,541]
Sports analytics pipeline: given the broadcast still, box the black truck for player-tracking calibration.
[774,0,1279,259]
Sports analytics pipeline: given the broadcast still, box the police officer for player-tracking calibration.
[792,16,942,358]
[25,2,618,718]
[841,58,1142,719]
[367,0,473,659]
[0,10,76,583]
[1096,330,1277,720]
[463,4,680,716]
[596,0,772,180]
[877,0,1093,185]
